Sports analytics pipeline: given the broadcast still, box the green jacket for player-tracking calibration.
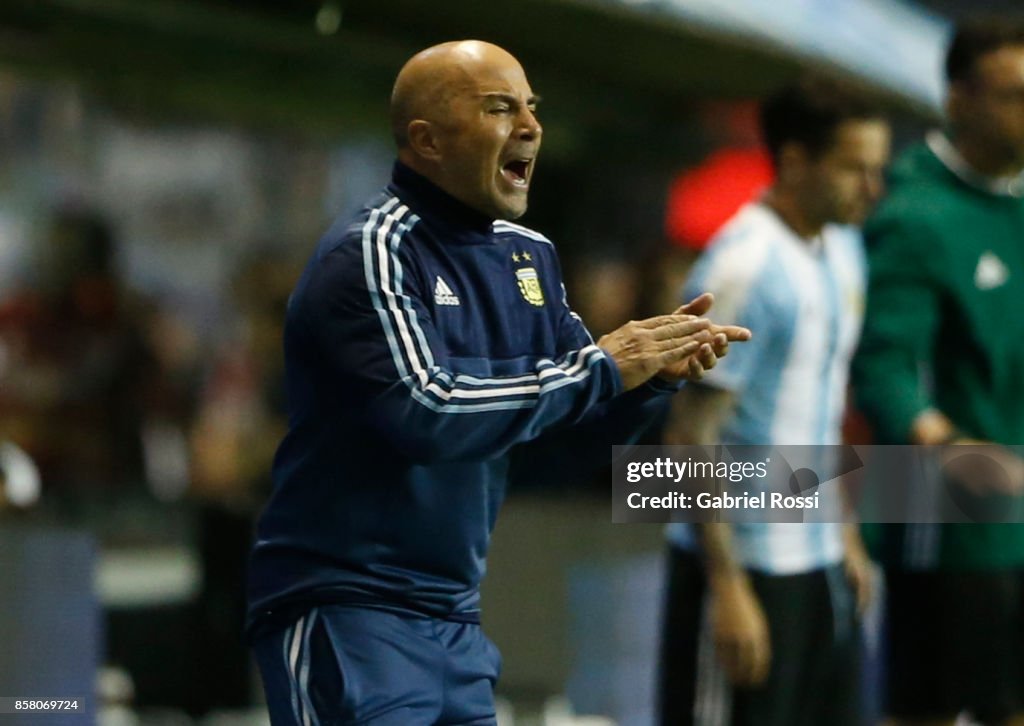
[854,134,1024,569]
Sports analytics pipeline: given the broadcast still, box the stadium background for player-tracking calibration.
[0,0,1017,724]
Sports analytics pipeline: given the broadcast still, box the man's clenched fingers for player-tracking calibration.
[651,318,712,341]
[659,340,702,365]
[636,314,704,331]
[675,292,714,317]
[712,324,752,342]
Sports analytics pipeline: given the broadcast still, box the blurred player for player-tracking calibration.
[246,40,749,725]
[853,18,1024,726]
[659,77,890,726]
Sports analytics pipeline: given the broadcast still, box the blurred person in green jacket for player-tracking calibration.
[853,17,1024,726]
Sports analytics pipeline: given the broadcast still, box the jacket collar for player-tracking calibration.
[388,162,496,240]
[927,130,1024,198]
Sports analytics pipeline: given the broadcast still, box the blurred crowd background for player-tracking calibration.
[0,0,1019,724]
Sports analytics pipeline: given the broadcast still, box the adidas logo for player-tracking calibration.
[434,276,460,306]
[974,251,1009,290]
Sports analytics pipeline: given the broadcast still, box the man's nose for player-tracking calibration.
[518,108,542,141]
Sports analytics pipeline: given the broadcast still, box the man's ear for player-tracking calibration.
[776,141,811,185]
[407,120,443,162]
[946,82,970,129]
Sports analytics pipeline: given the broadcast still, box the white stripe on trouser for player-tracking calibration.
[282,612,322,726]
[695,595,731,726]
[825,566,853,644]
[298,609,320,726]
[285,616,306,725]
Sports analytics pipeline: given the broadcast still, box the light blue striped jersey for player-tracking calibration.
[667,202,866,574]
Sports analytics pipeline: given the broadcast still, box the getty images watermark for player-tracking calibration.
[612,445,1024,524]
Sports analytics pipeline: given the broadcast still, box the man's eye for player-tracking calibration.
[490,107,510,114]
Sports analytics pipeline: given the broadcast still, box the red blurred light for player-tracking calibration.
[665,147,774,250]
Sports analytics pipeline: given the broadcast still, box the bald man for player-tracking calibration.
[246,41,748,725]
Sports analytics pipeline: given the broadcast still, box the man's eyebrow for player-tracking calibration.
[479,93,542,106]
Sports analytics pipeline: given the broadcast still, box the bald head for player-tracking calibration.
[388,40,542,220]
[390,41,523,148]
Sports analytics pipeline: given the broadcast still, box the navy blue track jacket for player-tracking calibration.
[246,162,678,636]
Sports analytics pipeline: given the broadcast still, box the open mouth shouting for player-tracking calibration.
[500,157,533,188]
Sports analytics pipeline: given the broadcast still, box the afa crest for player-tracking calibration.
[515,266,545,307]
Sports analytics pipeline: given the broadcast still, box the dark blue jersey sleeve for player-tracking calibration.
[508,378,678,488]
[297,217,623,464]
